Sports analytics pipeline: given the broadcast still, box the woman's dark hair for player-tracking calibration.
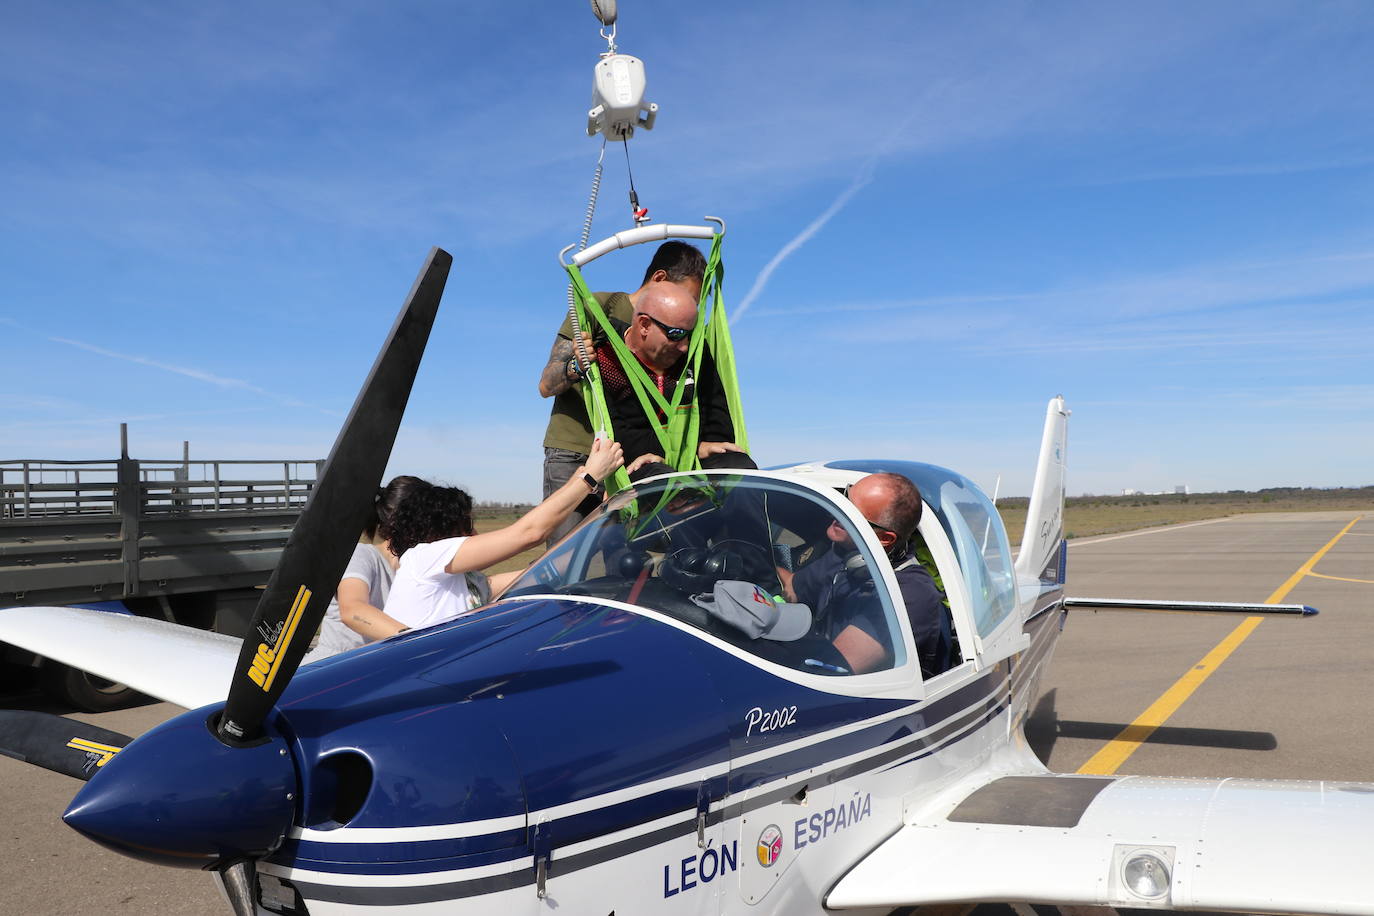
[384,485,475,555]
[363,475,432,541]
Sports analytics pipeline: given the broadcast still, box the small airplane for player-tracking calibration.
[1,234,1368,916]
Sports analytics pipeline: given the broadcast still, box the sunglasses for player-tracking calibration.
[866,519,897,539]
[826,514,895,540]
[643,314,693,342]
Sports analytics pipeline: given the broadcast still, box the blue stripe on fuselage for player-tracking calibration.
[273,598,1006,876]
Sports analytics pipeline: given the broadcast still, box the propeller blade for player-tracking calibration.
[217,248,452,744]
[0,710,132,781]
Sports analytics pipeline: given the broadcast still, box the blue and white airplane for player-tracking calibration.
[0,244,1369,916]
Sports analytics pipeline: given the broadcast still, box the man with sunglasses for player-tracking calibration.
[783,473,952,679]
[586,282,755,481]
[537,242,752,543]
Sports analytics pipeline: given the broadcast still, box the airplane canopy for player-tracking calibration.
[502,472,913,681]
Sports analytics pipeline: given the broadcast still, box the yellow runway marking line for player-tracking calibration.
[1077,514,1363,776]
[1265,515,1362,603]
[1306,572,1374,584]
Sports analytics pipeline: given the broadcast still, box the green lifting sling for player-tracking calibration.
[563,232,748,497]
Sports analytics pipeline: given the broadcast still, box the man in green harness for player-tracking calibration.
[537,241,752,543]
[589,281,753,474]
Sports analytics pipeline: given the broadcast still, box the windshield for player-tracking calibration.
[503,474,907,675]
[935,479,1015,638]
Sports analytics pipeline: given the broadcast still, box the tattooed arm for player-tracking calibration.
[337,577,409,640]
[538,335,590,398]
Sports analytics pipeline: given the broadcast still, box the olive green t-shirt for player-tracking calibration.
[542,291,635,453]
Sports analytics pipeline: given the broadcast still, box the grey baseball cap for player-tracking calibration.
[691,580,812,642]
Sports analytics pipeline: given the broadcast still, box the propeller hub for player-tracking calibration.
[63,706,297,869]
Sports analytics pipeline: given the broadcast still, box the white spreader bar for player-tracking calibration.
[561,217,723,267]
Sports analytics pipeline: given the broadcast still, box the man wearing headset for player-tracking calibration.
[783,473,952,678]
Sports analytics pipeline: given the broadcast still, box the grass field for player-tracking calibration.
[477,485,1374,572]
[473,517,552,575]
[996,486,1374,547]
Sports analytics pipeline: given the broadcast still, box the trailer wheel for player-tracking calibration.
[39,661,145,712]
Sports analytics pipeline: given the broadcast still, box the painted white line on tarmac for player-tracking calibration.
[1070,516,1233,547]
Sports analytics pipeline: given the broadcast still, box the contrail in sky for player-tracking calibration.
[50,336,315,409]
[729,97,925,325]
[730,160,876,323]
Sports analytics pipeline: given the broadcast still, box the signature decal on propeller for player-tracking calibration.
[66,737,120,772]
[247,585,312,691]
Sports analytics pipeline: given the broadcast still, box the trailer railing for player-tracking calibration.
[0,458,323,520]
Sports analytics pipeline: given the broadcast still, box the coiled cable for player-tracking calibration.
[565,139,607,373]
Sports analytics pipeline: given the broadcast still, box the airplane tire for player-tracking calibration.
[39,661,145,713]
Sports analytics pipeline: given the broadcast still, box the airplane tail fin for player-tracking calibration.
[1015,396,1070,586]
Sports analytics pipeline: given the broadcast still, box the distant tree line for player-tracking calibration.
[473,501,535,518]
[998,484,1374,511]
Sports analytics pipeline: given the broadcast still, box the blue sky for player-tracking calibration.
[4,1,1372,501]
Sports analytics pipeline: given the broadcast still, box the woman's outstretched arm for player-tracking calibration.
[444,437,623,575]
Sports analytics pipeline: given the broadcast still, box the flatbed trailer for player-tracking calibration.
[1,436,320,708]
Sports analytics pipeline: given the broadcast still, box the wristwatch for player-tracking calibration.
[580,472,599,492]
[565,356,585,381]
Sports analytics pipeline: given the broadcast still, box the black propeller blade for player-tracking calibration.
[217,248,452,744]
[0,710,132,781]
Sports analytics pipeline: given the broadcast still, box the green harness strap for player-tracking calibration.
[567,265,703,456]
[565,266,702,494]
[700,242,748,454]
[564,233,747,496]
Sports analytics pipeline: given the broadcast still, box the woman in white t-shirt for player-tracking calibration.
[384,438,623,630]
[306,475,431,662]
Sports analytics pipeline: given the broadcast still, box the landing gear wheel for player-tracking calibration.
[39,661,144,712]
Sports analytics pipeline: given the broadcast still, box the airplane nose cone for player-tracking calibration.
[63,706,297,869]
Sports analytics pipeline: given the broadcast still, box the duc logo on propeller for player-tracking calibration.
[247,585,312,690]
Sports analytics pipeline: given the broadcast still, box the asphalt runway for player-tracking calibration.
[1,509,1369,915]
[1029,510,1373,781]
[0,694,226,914]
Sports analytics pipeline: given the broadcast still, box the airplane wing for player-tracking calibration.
[0,605,239,710]
[827,773,1374,914]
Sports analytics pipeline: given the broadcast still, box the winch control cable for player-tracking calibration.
[623,138,649,226]
[565,138,607,375]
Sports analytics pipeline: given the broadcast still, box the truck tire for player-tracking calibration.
[39,661,145,713]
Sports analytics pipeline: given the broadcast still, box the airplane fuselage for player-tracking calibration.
[244,588,1060,914]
